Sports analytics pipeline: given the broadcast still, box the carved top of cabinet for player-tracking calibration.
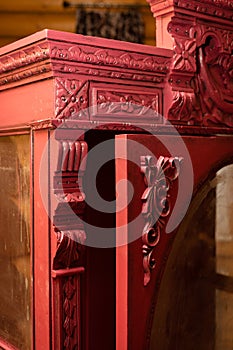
[0,29,172,90]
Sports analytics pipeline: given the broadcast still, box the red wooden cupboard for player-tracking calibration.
[0,0,233,349]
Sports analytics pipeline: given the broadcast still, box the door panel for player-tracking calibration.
[115,134,233,350]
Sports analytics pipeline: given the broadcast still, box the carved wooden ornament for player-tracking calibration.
[167,0,233,128]
[141,155,183,286]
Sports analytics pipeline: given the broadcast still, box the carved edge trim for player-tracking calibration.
[140,155,183,286]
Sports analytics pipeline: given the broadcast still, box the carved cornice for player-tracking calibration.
[0,44,50,74]
[141,155,183,286]
[149,0,233,20]
[0,38,171,89]
[172,0,233,21]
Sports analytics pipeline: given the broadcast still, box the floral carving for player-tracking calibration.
[173,38,196,72]
[51,45,170,74]
[94,90,160,120]
[55,78,89,120]
[141,155,183,286]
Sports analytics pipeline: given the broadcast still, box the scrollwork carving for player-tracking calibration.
[95,90,159,119]
[141,155,183,286]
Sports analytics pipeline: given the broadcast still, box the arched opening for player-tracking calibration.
[150,164,233,350]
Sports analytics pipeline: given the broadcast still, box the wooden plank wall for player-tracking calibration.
[0,0,155,48]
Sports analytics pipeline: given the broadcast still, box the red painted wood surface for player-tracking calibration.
[116,134,233,350]
[0,0,232,349]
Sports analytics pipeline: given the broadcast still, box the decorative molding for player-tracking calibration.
[0,44,50,74]
[30,118,55,130]
[92,88,160,121]
[55,78,89,120]
[50,45,170,74]
[167,2,233,128]
[0,63,51,87]
[172,0,233,20]
[52,63,165,84]
[140,155,183,286]
[53,140,88,270]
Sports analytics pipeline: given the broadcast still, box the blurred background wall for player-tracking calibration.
[0,0,156,47]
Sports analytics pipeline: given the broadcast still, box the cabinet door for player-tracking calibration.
[115,134,233,350]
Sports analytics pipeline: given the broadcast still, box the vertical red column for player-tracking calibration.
[33,129,51,350]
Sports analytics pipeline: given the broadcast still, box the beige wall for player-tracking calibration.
[0,0,155,48]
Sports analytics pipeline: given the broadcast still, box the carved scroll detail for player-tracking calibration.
[141,155,183,286]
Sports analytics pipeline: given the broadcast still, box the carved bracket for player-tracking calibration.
[167,0,233,128]
[140,155,183,286]
[53,139,88,269]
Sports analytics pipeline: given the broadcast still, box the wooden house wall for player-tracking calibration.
[0,0,156,47]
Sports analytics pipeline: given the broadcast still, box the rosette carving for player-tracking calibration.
[173,38,196,72]
[141,155,183,286]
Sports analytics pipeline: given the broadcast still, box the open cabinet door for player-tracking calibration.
[115,133,233,350]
